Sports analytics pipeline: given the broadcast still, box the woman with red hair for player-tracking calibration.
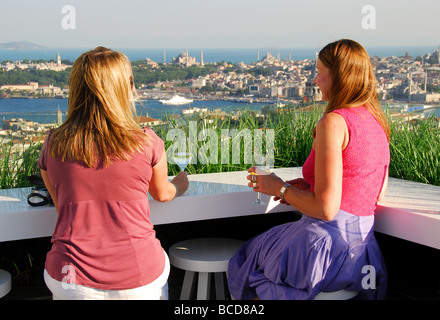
[228,39,390,300]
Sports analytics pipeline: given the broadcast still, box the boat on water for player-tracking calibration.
[159,95,193,105]
[182,107,208,115]
[402,104,436,113]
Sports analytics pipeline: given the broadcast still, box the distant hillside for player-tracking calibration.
[0,41,46,50]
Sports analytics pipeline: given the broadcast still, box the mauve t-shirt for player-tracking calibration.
[38,127,166,290]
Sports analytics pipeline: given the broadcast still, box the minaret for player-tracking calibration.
[201,49,204,66]
[163,50,166,64]
[57,106,63,125]
[311,51,318,79]
[425,72,427,92]
[257,51,260,61]
[56,52,61,66]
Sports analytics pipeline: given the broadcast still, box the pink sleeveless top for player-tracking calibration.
[302,106,389,216]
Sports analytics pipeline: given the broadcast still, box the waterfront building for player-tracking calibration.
[248,84,260,96]
[0,53,69,72]
[0,82,39,92]
[36,84,62,97]
[135,116,166,127]
[191,77,207,88]
[2,118,35,131]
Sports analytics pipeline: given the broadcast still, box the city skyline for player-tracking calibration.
[0,0,439,50]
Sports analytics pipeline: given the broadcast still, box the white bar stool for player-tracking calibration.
[169,238,243,300]
[314,290,359,300]
[0,269,12,299]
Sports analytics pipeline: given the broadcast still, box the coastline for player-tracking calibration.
[0,96,66,100]
[1,45,438,63]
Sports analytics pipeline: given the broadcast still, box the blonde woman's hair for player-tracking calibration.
[49,46,149,167]
[318,39,390,141]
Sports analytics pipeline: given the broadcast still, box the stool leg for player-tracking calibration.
[197,272,210,300]
[214,272,225,300]
[180,271,195,300]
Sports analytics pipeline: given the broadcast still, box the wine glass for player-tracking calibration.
[251,155,270,206]
[173,151,192,172]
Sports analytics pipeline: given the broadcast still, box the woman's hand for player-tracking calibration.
[150,154,189,202]
[171,171,189,198]
[247,167,285,198]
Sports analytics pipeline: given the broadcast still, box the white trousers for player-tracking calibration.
[44,252,170,300]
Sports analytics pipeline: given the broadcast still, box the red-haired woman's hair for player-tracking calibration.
[318,39,390,140]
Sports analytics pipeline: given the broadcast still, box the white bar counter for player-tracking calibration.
[375,177,440,250]
[1,167,440,250]
[0,168,301,243]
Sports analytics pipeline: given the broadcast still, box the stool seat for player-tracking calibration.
[170,238,244,273]
[314,290,359,300]
[169,238,243,300]
[0,269,12,299]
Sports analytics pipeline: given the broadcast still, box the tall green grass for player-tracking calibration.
[1,108,439,188]
[153,107,321,175]
[0,137,42,189]
[389,116,440,186]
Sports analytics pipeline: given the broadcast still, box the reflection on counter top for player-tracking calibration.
[181,167,303,196]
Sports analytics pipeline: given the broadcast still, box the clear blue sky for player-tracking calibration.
[0,0,438,49]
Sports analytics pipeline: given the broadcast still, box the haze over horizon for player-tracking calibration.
[0,0,438,51]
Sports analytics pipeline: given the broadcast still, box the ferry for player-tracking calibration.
[182,107,208,115]
[159,95,193,105]
[401,104,435,113]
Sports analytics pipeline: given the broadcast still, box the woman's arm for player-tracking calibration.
[148,153,189,202]
[273,178,311,204]
[250,113,347,221]
[377,167,389,201]
[40,169,59,212]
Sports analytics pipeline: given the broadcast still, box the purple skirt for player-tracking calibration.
[228,210,387,300]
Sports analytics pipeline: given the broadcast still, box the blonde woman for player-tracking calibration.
[38,47,188,300]
[228,39,389,300]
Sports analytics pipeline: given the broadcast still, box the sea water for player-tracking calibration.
[0,98,267,128]
[2,98,439,130]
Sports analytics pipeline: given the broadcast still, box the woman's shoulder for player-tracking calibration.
[316,112,347,132]
[315,112,349,149]
[141,127,161,141]
[141,127,164,150]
